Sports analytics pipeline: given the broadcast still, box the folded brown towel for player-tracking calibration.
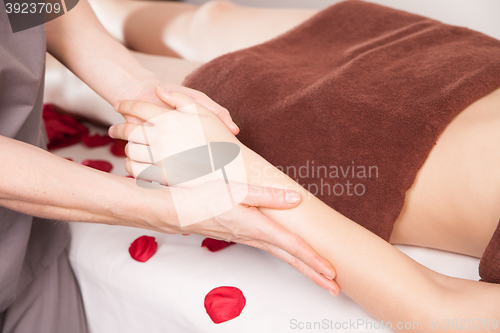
[479,220,500,284]
[184,1,500,282]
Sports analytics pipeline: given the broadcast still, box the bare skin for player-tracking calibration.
[88,0,317,62]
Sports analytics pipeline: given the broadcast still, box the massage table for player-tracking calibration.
[48,128,480,333]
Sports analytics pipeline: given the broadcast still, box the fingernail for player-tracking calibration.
[285,191,301,204]
[231,121,239,132]
[322,273,334,281]
[327,290,337,297]
[114,102,120,112]
[108,125,115,138]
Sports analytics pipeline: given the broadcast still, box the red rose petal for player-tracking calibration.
[43,104,89,150]
[202,238,235,252]
[204,287,246,324]
[81,133,114,148]
[81,159,113,173]
[110,139,128,157]
[129,236,158,262]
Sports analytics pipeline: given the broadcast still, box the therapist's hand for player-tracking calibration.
[179,181,340,295]
[109,91,340,295]
[115,79,240,135]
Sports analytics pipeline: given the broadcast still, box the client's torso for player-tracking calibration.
[391,86,500,258]
[183,1,500,261]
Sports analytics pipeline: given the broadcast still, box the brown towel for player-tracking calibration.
[479,220,500,284]
[183,1,500,282]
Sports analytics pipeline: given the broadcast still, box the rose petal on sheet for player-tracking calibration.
[110,139,128,157]
[204,287,246,324]
[81,133,114,148]
[201,238,236,252]
[129,236,158,263]
[43,104,89,150]
[81,159,113,173]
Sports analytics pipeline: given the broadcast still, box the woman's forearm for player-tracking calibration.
[240,147,500,331]
[45,0,159,106]
[0,135,173,231]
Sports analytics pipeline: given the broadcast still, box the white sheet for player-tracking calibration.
[52,137,481,333]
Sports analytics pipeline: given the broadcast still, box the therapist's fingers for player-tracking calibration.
[124,115,145,125]
[228,208,339,295]
[263,245,340,296]
[155,89,215,118]
[125,158,168,184]
[250,211,337,286]
[116,100,173,123]
[155,86,240,135]
[241,184,303,208]
[109,122,146,144]
[125,142,154,163]
[224,183,337,282]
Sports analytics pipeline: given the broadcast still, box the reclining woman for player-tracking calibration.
[48,0,500,331]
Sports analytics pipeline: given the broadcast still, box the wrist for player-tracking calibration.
[112,75,162,106]
[108,177,179,234]
[134,184,182,234]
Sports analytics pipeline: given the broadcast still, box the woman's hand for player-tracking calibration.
[109,89,341,295]
[114,79,240,135]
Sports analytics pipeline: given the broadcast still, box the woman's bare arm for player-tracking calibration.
[112,91,500,332]
[44,52,201,125]
[0,135,168,229]
[250,150,500,331]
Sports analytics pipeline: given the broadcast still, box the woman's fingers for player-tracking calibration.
[109,122,146,144]
[123,115,146,125]
[261,245,340,296]
[155,88,214,118]
[241,184,303,208]
[189,89,239,134]
[125,142,154,163]
[155,86,192,109]
[209,204,339,294]
[156,85,240,135]
[116,100,172,123]
[253,211,337,284]
[125,158,167,184]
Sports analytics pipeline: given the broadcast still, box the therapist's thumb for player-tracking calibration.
[242,185,302,209]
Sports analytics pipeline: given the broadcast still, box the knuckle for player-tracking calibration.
[251,226,266,240]
[266,187,281,204]
[130,101,143,113]
[124,125,134,140]
[286,256,300,268]
[125,142,131,156]
[125,158,132,174]
[231,183,249,201]
[116,125,126,139]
